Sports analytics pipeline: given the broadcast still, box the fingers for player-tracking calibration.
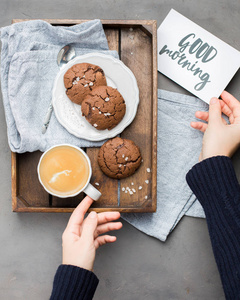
[94,235,117,249]
[220,101,233,118]
[66,196,94,234]
[192,98,222,131]
[219,101,234,124]
[195,111,209,122]
[81,211,98,244]
[94,221,122,239]
[208,97,222,125]
[195,109,228,125]
[221,91,240,120]
[191,121,207,132]
[220,91,240,122]
[221,91,240,111]
[96,211,121,225]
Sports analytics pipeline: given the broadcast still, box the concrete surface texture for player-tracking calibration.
[0,0,240,299]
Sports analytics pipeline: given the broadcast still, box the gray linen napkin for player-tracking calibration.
[122,89,208,242]
[0,19,118,153]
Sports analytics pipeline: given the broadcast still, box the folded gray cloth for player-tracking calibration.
[122,89,208,242]
[1,19,118,153]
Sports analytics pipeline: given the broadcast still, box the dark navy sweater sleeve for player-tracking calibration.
[50,264,99,300]
[186,156,240,300]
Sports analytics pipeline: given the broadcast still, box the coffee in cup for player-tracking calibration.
[37,144,101,200]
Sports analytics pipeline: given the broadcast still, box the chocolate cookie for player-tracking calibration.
[81,86,126,130]
[64,63,107,105]
[98,137,142,179]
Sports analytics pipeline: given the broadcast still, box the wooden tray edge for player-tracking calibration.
[11,152,18,211]
[151,19,158,213]
[13,206,157,213]
[12,19,157,25]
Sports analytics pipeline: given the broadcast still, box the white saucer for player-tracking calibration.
[52,53,139,141]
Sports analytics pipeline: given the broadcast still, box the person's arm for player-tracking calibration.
[50,264,99,300]
[186,91,240,300]
[50,196,122,300]
[187,156,240,299]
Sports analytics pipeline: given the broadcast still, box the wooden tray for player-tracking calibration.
[11,19,158,213]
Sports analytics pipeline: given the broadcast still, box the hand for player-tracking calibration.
[191,91,240,161]
[62,196,122,271]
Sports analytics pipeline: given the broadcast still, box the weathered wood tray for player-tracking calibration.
[11,19,157,213]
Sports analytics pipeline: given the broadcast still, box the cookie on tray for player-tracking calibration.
[98,137,142,179]
[81,86,126,130]
[64,63,107,105]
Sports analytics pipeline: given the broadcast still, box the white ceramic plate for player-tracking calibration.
[52,53,139,141]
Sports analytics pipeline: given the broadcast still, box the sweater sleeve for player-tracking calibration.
[186,156,240,300]
[50,264,99,300]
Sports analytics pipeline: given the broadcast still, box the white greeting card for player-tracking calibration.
[157,9,240,103]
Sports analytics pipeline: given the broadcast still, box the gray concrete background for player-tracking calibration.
[0,0,240,299]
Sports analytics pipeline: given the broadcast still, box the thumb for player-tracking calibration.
[81,211,98,244]
[208,97,222,125]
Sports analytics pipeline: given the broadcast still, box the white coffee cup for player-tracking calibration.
[37,144,101,200]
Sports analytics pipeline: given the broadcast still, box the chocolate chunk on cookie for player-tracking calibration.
[98,137,142,179]
[64,63,107,105]
[81,86,126,130]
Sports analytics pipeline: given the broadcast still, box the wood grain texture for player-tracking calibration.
[120,26,153,209]
[12,19,157,26]
[14,151,49,210]
[51,192,84,208]
[11,152,17,211]
[11,20,157,212]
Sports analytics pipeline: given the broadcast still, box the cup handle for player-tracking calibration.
[83,183,101,201]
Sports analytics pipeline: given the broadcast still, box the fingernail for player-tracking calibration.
[210,98,218,104]
[89,211,97,218]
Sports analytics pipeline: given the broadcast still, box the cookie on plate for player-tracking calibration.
[98,137,142,179]
[81,86,126,130]
[64,63,107,105]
